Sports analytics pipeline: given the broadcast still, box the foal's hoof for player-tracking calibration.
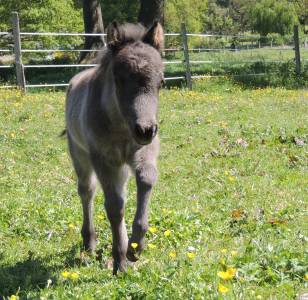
[82,234,97,255]
[80,250,95,266]
[126,240,144,262]
[82,243,96,256]
[126,246,140,262]
[113,260,127,275]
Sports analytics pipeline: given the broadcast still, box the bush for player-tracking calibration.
[267,33,285,46]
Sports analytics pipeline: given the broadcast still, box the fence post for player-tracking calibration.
[12,12,26,90]
[181,23,192,90]
[293,25,301,75]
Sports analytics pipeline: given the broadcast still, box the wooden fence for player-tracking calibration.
[0,12,305,91]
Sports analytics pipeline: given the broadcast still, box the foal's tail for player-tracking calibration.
[59,129,67,138]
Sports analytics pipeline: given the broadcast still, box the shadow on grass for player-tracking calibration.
[0,245,80,298]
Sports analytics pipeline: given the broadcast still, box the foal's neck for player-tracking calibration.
[98,64,127,131]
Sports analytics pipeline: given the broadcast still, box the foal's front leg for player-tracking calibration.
[104,184,128,274]
[93,159,129,274]
[127,162,158,261]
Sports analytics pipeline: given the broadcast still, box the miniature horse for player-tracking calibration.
[65,21,164,274]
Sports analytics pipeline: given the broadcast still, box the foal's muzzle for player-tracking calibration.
[135,124,158,145]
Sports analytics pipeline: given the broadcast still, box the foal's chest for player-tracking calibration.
[99,135,134,166]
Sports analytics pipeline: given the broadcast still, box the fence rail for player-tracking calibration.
[20,32,107,37]
[0,12,306,91]
[20,49,104,53]
[23,64,97,68]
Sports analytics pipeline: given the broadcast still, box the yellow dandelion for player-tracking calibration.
[9,295,19,300]
[305,273,308,281]
[164,230,171,237]
[69,272,79,281]
[228,176,236,182]
[227,267,236,277]
[131,242,138,249]
[10,132,15,138]
[231,250,238,257]
[217,268,236,280]
[169,251,176,258]
[218,283,229,294]
[68,223,75,230]
[220,248,227,254]
[149,227,157,234]
[97,214,104,220]
[61,271,70,279]
[218,271,230,280]
[187,252,196,259]
[148,243,157,249]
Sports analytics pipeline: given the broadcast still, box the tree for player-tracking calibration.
[204,0,234,34]
[79,0,105,63]
[229,0,255,32]
[100,0,139,26]
[292,0,308,26]
[249,0,298,36]
[0,0,83,48]
[138,0,164,27]
[164,0,207,33]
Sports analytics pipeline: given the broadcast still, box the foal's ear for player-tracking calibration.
[107,21,123,51]
[143,21,164,53]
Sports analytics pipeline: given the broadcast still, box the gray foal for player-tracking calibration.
[65,21,164,274]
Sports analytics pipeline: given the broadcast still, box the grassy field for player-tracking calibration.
[0,80,307,299]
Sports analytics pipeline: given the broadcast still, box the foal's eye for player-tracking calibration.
[159,78,165,88]
[138,76,147,86]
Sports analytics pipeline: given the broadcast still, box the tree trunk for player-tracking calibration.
[138,0,164,28]
[79,0,105,63]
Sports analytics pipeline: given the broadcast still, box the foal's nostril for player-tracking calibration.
[152,124,158,136]
[144,126,154,139]
[135,124,158,141]
[135,124,144,138]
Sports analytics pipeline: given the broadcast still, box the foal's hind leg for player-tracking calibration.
[68,136,97,253]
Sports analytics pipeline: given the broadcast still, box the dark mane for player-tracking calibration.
[114,23,147,44]
[97,48,112,71]
[97,23,148,71]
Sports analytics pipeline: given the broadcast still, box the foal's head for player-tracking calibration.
[107,21,164,145]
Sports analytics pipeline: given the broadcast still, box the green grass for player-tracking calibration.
[0,81,307,299]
